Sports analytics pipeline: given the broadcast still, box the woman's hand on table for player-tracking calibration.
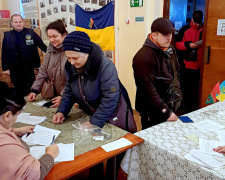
[53,112,65,124]
[45,144,59,159]
[167,112,178,121]
[213,146,225,153]
[50,96,62,108]
[28,93,37,102]
[81,121,93,130]
[13,126,35,137]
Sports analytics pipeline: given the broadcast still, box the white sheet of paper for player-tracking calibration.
[101,138,132,152]
[19,116,47,125]
[30,143,74,162]
[16,113,31,122]
[189,149,225,168]
[34,100,48,106]
[191,120,224,132]
[22,125,61,146]
[217,130,225,143]
[199,138,224,157]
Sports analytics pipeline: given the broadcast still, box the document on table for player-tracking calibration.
[184,149,225,169]
[33,100,49,106]
[184,133,199,144]
[30,143,74,162]
[199,138,224,157]
[189,149,225,168]
[22,125,61,146]
[191,120,224,132]
[217,130,225,143]
[16,113,31,122]
[101,138,132,152]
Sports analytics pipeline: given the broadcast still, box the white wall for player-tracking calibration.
[2,0,20,16]
[116,0,164,108]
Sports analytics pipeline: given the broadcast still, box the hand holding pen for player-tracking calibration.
[45,135,59,159]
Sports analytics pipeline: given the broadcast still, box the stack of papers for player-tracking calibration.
[16,113,46,125]
[30,143,74,162]
[22,125,61,146]
[33,100,49,106]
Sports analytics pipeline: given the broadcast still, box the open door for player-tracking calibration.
[200,0,225,107]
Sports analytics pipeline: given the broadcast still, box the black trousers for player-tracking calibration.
[10,69,35,97]
[141,114,166,130]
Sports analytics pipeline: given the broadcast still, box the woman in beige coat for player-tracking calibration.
[28,20,67,107]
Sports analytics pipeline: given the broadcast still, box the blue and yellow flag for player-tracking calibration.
[75,2,115,51]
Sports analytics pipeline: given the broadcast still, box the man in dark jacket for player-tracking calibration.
[1,14,47,96]
[133,17,182,129]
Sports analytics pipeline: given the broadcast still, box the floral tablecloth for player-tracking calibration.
[121,102,225,180]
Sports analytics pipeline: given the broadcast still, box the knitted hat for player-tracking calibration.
[151,17,176,35]
[63,31,92,54]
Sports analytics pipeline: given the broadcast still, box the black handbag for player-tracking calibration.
[78,76,137,133]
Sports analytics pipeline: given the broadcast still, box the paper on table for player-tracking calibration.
[217,130,225,143]
[189,149,225,168]
[19,116,47,125]
[191,120,224,133]
[199,138,224,157]
[184,134,199,144]
[34,100,48,106]
[22,125,61,146]
[101,138,132,152]
[30,143,74,162]
[16,113,31,122]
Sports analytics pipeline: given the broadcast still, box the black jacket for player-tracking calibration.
[57,43,120,128]
[1,28,47,71]
[133,35,180,121]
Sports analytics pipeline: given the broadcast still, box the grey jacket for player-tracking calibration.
[31,43,67,96]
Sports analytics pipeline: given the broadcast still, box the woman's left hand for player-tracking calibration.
[51,96,62,108]
[213,146,225,153]
[13,126,35,137]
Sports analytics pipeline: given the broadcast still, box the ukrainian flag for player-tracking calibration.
[75,2,115,51]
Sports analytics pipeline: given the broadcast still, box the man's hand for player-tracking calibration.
[2,70,10,75]
[167,112,178,121]
[189,43,198,49]
[53,112,65,124]
[51,96,62,108]
[28,93,37,102]
[13,126,34,137]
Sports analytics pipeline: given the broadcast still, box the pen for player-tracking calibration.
[51,135,55,145]
[26,133,30,137]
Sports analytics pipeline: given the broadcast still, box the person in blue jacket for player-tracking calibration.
[53,31,121,128]
[1,14,47,96]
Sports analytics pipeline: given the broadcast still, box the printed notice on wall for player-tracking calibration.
[217,19,225,36]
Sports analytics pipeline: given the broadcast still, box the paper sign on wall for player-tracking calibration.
[217,19,225,36]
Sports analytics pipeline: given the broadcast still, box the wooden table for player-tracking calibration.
[45,133,144,180]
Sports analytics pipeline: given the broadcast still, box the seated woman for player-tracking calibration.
[0,81,59,180]
[53,31,126,129]
[28,20,68,108]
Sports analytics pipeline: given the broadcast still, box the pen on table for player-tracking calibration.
[51,135,55,145]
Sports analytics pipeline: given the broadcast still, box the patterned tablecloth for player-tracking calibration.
[14,95,128,157]
[121,102,225,180]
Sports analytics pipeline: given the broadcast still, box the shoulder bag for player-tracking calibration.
[78,76,137,133]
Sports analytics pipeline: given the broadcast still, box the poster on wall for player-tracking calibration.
[217,19,225,36]
[38,0,76,44]
[21,0,39,29]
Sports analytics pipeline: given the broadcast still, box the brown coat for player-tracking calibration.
[31,43,67,96]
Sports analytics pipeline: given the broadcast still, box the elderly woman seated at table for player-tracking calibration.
[28,19,68,108]
[53,31,132,129]
[0,81,59,180]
